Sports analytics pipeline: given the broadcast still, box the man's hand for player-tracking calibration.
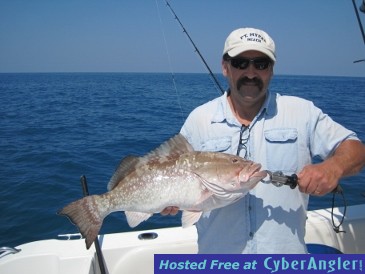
[297,162,339,196]
[298,140,365,196]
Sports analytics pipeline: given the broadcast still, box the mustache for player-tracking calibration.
[237,77,263,90]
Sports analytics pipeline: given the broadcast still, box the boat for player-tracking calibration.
[1,2,364,274]
[1,204,365,274]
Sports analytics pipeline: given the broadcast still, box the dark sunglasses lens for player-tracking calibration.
[230,58,249,69]
[253,58,271,70]
[230,58,271,70]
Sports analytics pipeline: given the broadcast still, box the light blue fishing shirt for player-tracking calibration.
[180,91,359,254]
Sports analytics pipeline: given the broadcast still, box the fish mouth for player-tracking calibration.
[239,163,267,187]
[251,170,268,178]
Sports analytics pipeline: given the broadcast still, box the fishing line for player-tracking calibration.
[155,0,185,123]
[163,0,225,95]
[331,185,347,233]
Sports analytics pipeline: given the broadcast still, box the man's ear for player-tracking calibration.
[222,59,228,77]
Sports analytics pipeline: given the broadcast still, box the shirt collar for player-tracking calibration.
[264,91,277,117]
[211,91,236,125]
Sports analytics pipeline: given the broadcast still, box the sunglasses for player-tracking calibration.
[227,57,272,70]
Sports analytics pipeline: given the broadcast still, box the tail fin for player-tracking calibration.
[58,195,104,249]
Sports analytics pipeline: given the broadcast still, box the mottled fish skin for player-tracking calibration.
[58,134,266,249]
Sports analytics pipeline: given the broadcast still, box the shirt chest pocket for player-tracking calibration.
[264,129,298,172]
[200,137,232,153]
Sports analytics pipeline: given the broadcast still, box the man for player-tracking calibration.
[163,27,365,253]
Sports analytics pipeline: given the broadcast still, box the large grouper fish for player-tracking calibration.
[58,134,267,249]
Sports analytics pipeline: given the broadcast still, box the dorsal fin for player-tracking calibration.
[107,155,139,191]
[141,133,193,163]
[107,134,193,190]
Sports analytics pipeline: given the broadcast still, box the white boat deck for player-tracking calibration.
[1,204,365,274]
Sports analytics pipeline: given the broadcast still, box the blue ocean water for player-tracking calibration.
[0,73,364,248]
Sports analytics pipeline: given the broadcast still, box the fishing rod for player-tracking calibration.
[80,175,108,274]
[164,0,225,94]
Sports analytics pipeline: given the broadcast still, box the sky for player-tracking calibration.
[1,0,365,77]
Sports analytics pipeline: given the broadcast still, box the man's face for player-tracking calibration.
[222,50,273,104]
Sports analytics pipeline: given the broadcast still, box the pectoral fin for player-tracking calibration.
[181,210,203,228]
[125,211,153,228]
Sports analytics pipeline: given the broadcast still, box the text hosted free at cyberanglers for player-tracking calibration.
[154,254,364,273]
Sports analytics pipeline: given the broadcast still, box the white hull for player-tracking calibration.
[1,204,365,274]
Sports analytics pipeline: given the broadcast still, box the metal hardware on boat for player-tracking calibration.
[0,246,21,259]
[58,233,83,240]
[138,232,158,240]
[361,0,365,13]
[352,0,365,63]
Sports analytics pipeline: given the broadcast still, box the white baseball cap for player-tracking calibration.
[223,27,276,62]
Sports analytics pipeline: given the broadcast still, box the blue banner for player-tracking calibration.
[155,254,364,274]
